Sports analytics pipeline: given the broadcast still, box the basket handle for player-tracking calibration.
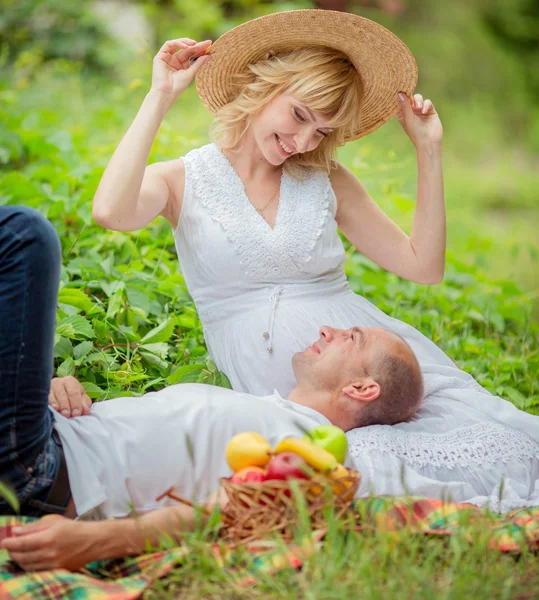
[155,487,234,524]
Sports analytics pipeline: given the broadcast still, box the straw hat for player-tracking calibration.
[195,9,418,141]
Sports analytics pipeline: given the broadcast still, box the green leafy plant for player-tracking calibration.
[0,67,537,410]
[0,0,115,74]
[0,482,19,514]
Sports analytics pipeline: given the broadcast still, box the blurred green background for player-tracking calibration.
[0,1,537,409]
[2,0,538,312]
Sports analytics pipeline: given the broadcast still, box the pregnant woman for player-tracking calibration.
[92,10,539,510]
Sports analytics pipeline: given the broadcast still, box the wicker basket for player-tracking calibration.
[219,468,361,543]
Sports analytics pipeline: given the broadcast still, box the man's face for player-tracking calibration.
[249,92,334,165]
[292,326,395,390]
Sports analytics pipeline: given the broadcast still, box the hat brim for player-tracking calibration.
[195,9,418,142]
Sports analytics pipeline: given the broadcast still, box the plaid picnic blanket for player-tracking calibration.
[1,497,538,599]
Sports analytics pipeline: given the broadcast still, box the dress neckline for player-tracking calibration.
[211,143,287,232]
[180,143,334,279]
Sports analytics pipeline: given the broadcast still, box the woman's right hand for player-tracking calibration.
[151,38,212,101]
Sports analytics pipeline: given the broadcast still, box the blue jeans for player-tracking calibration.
[0,206,65,516]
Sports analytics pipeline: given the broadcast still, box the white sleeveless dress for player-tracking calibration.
[173,143,539,512]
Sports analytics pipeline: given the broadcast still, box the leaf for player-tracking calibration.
[81,382,105,399]
[46,130,73,153]
[54,336,73,358]
[167,364,205,385]
[106,289,125,319]
[504,388,528,410]
[0,128,23,164]
[57,357,76,378]
[488,312,505,333]
[58,288,95,314]
[73,340,94,360]
[140,318,176,345]
[92,319,109,341]
[118,325,139,342]
[196,364,231,388]
[139,351,169,373]
[101,281,125,298]
[56,315,95,339]
[177,314,197,330]
[0,481,19,514]
[126,286,151,317]
[125,312,139,335]
[189,346,208,358]
[185,433,195,468]
[466,310,486,323]
[215,372,232,389]
[140,342,169,360]
[141,377,167,392]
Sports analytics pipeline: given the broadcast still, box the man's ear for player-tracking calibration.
[342,377,381,403]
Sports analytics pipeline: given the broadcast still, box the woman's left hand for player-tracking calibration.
[396,93,443,148]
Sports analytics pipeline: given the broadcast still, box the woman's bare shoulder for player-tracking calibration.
[329,161,359,187]
[146,158,186,228]
[329,162,369,215]
[148,157,185,185]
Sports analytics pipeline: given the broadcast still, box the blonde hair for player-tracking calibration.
[210,47,363,172]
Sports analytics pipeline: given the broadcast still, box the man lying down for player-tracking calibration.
[1,207,538,571]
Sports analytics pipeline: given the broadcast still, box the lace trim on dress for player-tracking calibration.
[467,494,538,514]
[182,144,332,279]
[347,422,539,470]
[279,163,332,269]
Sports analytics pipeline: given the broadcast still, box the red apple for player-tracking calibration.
[230,466,266,484]
[264,452,310,482]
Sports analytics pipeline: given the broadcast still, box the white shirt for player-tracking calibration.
[52,384,330,519]
[169,144,539,513]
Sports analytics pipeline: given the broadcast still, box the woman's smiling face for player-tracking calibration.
[249,92,334,165]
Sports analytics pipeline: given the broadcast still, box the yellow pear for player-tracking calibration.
[309,464,354,497]
[330,463,349,480]
[226,432,272,472]
[329,463,355,495]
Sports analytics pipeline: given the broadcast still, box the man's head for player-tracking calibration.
[291,326,423,431]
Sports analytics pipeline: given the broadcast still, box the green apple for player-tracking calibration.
[303,425,348,464]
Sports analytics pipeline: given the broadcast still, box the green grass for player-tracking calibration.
[143,520,539,599]
[0,64,538,597]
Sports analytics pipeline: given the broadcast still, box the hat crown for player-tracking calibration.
[196,9,418,141]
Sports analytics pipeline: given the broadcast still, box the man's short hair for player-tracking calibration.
[354,351,424,427]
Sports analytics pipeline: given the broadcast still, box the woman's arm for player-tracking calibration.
[92,90,182,231]
[334,93,445,285]
[92,38,211,232]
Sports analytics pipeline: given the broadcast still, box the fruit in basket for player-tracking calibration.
[264,452,310,482]
[329,463,354,494]
[226,432,272,472]
[307,475,326,497]
[274,437,338,472]
[307,464,354,497]
[230,466,266,484]
[304,425,348,464]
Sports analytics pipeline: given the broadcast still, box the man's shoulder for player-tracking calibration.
[162,383,275,406]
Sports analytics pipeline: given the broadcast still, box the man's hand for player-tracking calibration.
[205,487,229,512]
[49,376,92,418]
[1,492,231,571]
[0,515,99,571]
